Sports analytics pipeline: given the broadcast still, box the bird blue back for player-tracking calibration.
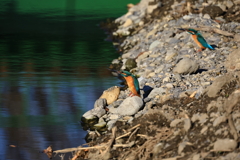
[196,33,215,50]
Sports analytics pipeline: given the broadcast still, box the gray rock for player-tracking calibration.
[91,107,106,118]
[107,119,118,130]
[108,96,143,116]
[225,48,240,71]
[82,110,98,122]
[149,40,161,50]
[94,98,107,109]
[165,50,178,61]
[109,114,120,120]
[213,139,237,151]
[173,58,199,75]
[206,73,234,98]
[148,88,166,99]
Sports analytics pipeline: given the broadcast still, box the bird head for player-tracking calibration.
[178,28,198,35]
[186,28,198,35]
[119,71,132,77]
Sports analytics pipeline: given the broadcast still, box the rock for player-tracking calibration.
[165,50,177,61]
[233,34,240,42]
[100,86,120,105]
[123,18,133,27]
[213,115,227,127]
[225,1,234,9]
[93,121,107,131]
[206,73,234,97]
[173,58,199,75]
[81,111,98,123]
[94,98,107,109]
[109,114,120,120]
[107,119,117,130]
[213,139,237,151]
[125,59,137,70]
[202,6,224,18]
[225,48,240,71]
[200,126,208,134]
[149,40,161,50]
[203,14,211,19]
[108,96,143,116]
[91,107,106,118]
[170,119,182,127]
[148,87,166,99]
[183,118,191,132]
[191,113,208,124]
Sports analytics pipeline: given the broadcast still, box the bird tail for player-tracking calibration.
[207,44,215,50]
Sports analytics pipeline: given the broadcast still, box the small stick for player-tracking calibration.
[113,141,135,148]
[191,26,234,37]
[127,127,139,142]
[128,124,141,132]
[116,132,131,140]
[137,134,149,139]
[95,130,101,137]
[102,126,117,155]
[54,145,106,154]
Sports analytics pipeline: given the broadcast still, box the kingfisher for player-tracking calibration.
[179,28,215,52]
[118,71,140,97]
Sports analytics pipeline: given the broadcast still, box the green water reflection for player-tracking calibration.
[0,0,139,159]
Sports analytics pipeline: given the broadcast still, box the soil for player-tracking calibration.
[82,77,240,160]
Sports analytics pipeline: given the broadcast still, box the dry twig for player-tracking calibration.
[191,26,234,37]
[127,127,140,142]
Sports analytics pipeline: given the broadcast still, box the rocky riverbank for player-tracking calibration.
[54,0,240,159]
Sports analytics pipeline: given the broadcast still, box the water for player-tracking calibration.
[0,0,138,159]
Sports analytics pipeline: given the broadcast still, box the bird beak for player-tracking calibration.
[177,28,186,34]
[178,28,186,31]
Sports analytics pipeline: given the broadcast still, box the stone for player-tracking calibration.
[200,126,208,134]
[148,88,166,99]
[170,119,182,127]
[225,48,240,71]
[82,110,98,123]
[183,118,191,132]
[93,121,107,130]
[149,40,161,50]
[225,1,234,9]
[191,113,208,124]
[108,96,143,116]
[203,14,211,19]
[213,139,237,151]
[107,119,117,130]
[123,18,133,27]
[94,98,107,109]
[109,114,120,120]
[173,58,199,75]
[125,59,137,70]
[202,5,224,18]
[100,86,120,105]
[91,107,106,118]
[165,50,177,61]
[213,115,227,127]
[206,73,234,98]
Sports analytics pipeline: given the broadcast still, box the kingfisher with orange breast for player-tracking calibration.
[118,71,140,97]
[179,28,215,52]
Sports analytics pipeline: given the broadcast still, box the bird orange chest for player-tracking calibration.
[124,76,137,93]
[191,34,206,49]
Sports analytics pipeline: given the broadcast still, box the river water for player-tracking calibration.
[0,0,138,159]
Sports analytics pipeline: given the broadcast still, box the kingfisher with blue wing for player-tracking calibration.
[118,71,141,97]
[179,28,215,52]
